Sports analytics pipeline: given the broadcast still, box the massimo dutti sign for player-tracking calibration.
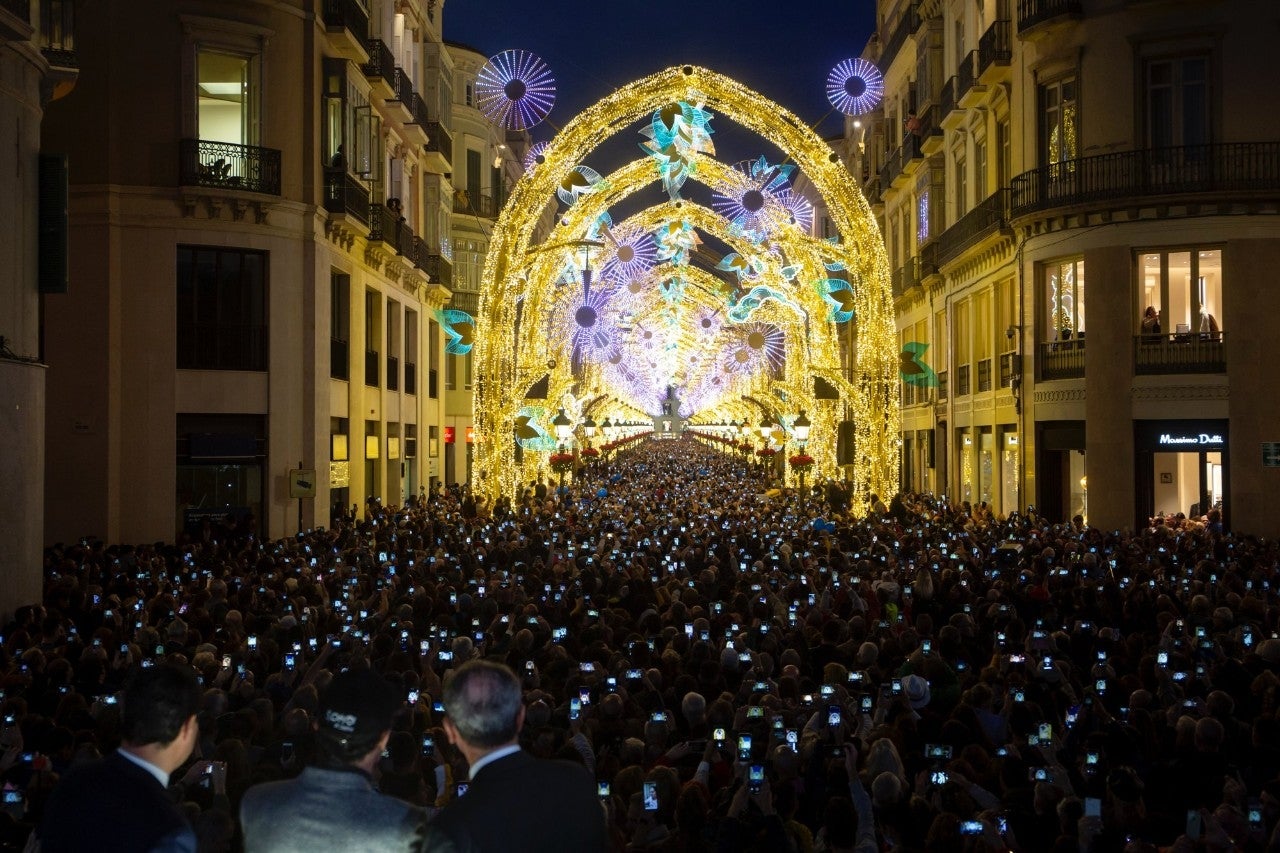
[1135,420,1228,453]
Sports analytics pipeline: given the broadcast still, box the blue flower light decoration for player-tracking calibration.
[827,58,885,117]
[476,50,556,131]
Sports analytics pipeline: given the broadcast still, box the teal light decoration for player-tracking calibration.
[557,165,604,206]
[900,341,939,387]
[654,219,699,266]
[435,308,475,355]
[818,278,856,323]
[727,284,793,324]
[716,252,764,282]
[639,101,715,200]
[514,405,557,451]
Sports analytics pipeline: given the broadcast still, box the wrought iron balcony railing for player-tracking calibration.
[956,50,980,101]
[425,121,453,164]
[323,169,370,226]
[1010,142,1280,217]
[361,37,394,81]
[453,190,497,218]
[180,139,282,196]
[1135,332,1226,374]
[422,253,453,287]
[323,0,368,39]
[978,20,1012,73]
[1017,0,1082,34]
[940,76,958,118]
[878,1,920,71]
[937,188,1010,266]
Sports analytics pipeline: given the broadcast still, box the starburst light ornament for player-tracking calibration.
[522,141,550,174]
[827,58,884,116]
[476,50,556,131]
[712,157,796,241]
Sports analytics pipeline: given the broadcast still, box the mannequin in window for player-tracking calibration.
[1141,305,1161,336]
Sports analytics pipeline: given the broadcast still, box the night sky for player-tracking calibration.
[443,0,876,164]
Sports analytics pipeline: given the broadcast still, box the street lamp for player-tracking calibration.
[552,409,572,497]
[583,415,597,447]
[793,410,812,500]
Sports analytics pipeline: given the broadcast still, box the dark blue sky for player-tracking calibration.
[444,0,876,160]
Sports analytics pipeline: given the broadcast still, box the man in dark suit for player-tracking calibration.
[420,660,606,852]
[40,662,202,852]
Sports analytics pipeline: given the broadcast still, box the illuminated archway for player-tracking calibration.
[472,65,898,510]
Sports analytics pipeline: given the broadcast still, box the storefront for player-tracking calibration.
[1134,419,1227,528]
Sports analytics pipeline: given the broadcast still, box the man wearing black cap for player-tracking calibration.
[240,668,425,852]
[420,660,606,852]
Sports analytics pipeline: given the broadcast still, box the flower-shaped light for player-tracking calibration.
[712,157,796,241]
[476,50,556,131]
[522,141,550,174]
[556,165,604,206]
[723,323,785,376]
[599,227,658,283]
[777,188,815,232]
[826,58,884,117]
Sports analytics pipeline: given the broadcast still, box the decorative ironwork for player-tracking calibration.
[323,170,369,226]
[956,51,980,102]
[362,37,394,82]
[323,0,368,39]
[879,144,904,188]
[1017,0,1083,35]
[180,139,282,196]
[453,190,497,218]
[1011,142,1280,217]
[422,253,453,287]
[937,188,1010,266]
[1135,332,1226,374]
[425,121,452,164]
[878,1,920,72]
[978,20,1012,73]
[940,76,958,118]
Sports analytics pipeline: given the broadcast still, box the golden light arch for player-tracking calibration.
[472,65,898,510]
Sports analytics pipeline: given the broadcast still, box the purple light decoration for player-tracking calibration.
[568,287,613,361]
[712,157,795,240]
[599,228,658,283]
[778,188,815,232]
[723,323,785,376]
[476,50,556,131]
[826,58,884,117]
[522,141,550,174]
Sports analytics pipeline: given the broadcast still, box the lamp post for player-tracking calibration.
[552,409,572,498]
[758,415,773,479]
[600,417,613,461]
[583,415,597,448]
[793,410,812,501]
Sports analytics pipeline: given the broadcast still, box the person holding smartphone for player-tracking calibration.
[421,660,606,852]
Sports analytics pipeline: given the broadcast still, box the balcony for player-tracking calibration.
[977,20,1012,83]
[939,77,961,129]
[1135,332,1226,375]
[323,0,369,63]
[937,370,948,401]
[449,289,480,315]
[937,188,1010,266]
[862,174,882,207]
[361,38,396,100]
[878,1,920,71]
[1017,0,1082,38]
[999,352,1019,388]
[387,354,399,391]
[424,121,453,173]
[1010,142,1280,219]
[917,105,944,156]
[330,337,349,381]
[421,252,453,287]
[385,66,415,124]
[39,0,76,69]
[453,190,498,218]
[404,362,417,395]
[323,170,370,228]
[955,364,971,396]
[403,92,430,146]
[368,202,400,249]
[364,349,380,387]
[902,132,924,175]
[917,241,940,283]
[180,139,282,196]
[1039,338,1085,380]
[891,260,921,299]
[956,51,985,108]
[880,144,905,190]
[977,358,993,392]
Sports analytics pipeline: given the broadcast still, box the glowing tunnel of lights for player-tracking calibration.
[473,65,898,511]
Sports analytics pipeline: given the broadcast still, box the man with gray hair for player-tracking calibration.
[420,660,605,852]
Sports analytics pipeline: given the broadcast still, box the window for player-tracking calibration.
[465,81,474,107]
[1139,248,1222,334]
[323,60,380,176]
[177,246,267,371]
[405,310,418,395]
[954,151,968,219]
[1145,56,1209,151]
[197,49,260,146]
[466,149,482,205]
[428,319,440,398]
[330,271,350,380]
[1043,259,1085,342]
[454,239,483,292]
[997,278,1016,354]
[974,134,988,199]
[1040,76,1078,168]
[996,117,1011,188]
[446,352,458,390]
[365,291,380,387]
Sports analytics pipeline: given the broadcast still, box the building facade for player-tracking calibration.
[0,0,77,616]
[853,0,1280,535]
[40,0,456,544]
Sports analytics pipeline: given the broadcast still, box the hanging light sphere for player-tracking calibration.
[826,58,884,116]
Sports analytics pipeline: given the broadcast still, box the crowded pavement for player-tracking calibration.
[6,433,1279,852]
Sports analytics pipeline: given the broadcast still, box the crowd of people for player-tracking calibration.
[5,432,1280,852]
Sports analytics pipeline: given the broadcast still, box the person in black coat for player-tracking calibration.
[39,662,202,852]
[420,660,606,852]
